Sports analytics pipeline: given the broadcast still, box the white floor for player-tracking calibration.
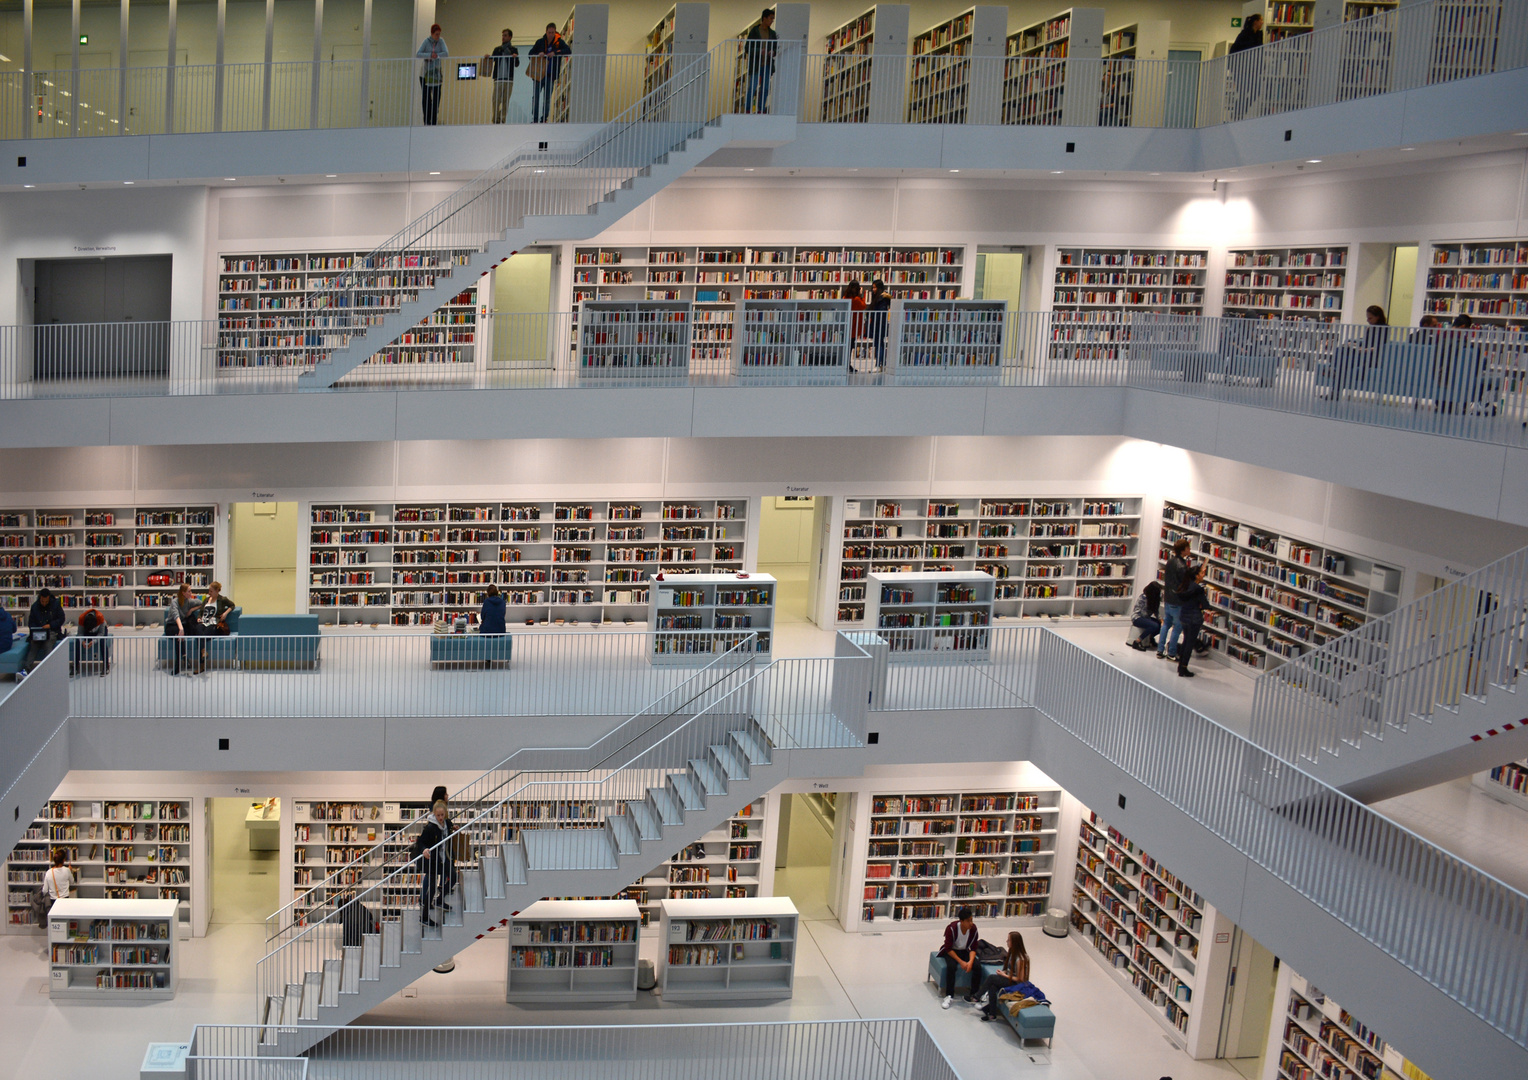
[1372,775,1528,895]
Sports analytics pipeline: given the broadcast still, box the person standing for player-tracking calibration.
[416,24,449,126]
[868,279,891,369]
[976,931,1031,1021]
[1157,537,1190,661]
[529,22,571,123]
[1176,564,1215,678]
[1228,13,1263,118]
[937,906,980,1009]
[163,582,197,675]
[411,799,456,927]
[25,588,66,672]
[479,583,507,634]
[744,8,779,114]
[483,29,519,124]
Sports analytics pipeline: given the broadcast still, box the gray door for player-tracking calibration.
[1165,49,1202,128]
[33,254,172,379]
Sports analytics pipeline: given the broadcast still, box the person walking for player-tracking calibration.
[411,799,456,927]
[976,931,1031,1021]
[529,22,571,123]
[1176,564,1216,678]
[868,279,891,369]
[1157,537,1190,661]
[743,8,779,113]
[416,24,449,126]
[25,588,66,673]
[483,29,519,124]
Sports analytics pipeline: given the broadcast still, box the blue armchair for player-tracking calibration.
[0,633,25,678]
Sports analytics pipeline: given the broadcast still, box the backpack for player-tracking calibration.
[28,885,50,927]
[976,939,1008,965]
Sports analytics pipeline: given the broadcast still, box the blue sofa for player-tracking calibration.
[429,633,512,669]
[1147,346,1279,386]
[1004,1002,1056,1047]
[157,607,243,670]
[237,613,319,669]
[0,633,25,678]
[927,951,999,996]
[1318,341,1438,402]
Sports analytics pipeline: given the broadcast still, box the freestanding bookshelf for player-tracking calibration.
[1424,238,1528,328]
[836,496,1141,626]
[0,505,217,629]
[1473,760,1528,811]
[7,799,194,937]
[732,298,852,376]
[632,798,769,924]
[865,570,994,656]
[1223,246,1351,322]
[658,896,798,1001]
[548,6,609,124]
[506,899,641,1003]
[644,2,709,122]
[1099,20,1170,126]
[820,5,911,123]
[577,300,693,376]
[648,572,775,664]
[1051,246,1209,361]
[906,7,1008,124]
[859,787,1058,927]
[48,898,179,1000]
[887,298,1006,374]
[1160,501,1402,671]
[1002,7,1104,126]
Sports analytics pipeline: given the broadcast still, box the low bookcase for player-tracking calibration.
[658,896,798,1001]
[506,899,642,1003]
[648,572,775,665]
[48,898,179,1001]
[864,570,994,657]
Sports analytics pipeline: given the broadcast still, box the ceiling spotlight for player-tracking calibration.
[949,169,960,173]
[123,180,133,185]
[1305,158,1322,163]
[1400,146,1414,151]
[1050,170,1063,174]
[325,174,337,178]
[225,177,236,181]
[429,171,441,175]
[23,183,33,188]
[744,167,754,171]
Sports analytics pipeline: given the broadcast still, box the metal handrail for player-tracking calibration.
[259,632,758,944]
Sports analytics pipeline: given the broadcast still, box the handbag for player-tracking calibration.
[526,55,547,82]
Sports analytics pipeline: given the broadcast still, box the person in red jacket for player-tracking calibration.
[937,906,979,1008]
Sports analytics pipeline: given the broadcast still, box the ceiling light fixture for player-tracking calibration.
[23,183,33,188]
[949,169,959,173]
[1050,170,1063,174]
[429,171,441,175]
[225,177,236,181]
[1305,158,1322,163]
[123,180,134,185]
[325,174,337,178]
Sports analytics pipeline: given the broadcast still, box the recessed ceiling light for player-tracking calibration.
[225,177,236,181]
[1305,158,1322,163]
[744,167,754,171]
[949,169,959,173]
[429,171,440,175]
[325,174,337,178]
[123,180,133,184]
[23,183,33,188]
[1050,170,1063,174]
[1400,146,1414,151]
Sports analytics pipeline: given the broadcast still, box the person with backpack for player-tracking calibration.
[483,28,519,124]
[743,8,779,113]
[529,22,571,123]
[416,24,449,126]
[1157,537,1190,661]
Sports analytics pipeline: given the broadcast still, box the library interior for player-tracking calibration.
[1,0,1527,1078]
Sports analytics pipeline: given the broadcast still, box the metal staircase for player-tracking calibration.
[253,638,847,1052]
[293,43,798,389]
[1250,544,1528,801]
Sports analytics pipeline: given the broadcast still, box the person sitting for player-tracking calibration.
[25,588,66,672]
[976,930,1031,1021]
[1129,581,1162,651]
[937,906,980,1009]
[479,583,507,635]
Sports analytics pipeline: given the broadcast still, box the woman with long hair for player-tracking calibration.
[976,930,1031,1020]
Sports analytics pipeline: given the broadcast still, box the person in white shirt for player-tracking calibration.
[42,850,73,901]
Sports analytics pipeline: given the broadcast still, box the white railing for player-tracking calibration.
[188,1019,960,1080]
[1249,544,1528,766]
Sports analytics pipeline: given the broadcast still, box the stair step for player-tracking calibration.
[689,757,726,797]
[730,727,770,767]
[263,993,285,1027]
[402,911,422,955]
[298,970,322,1021]
[482,852,507,899]
[421,913,444,940]
[608,810,641,855]
[382,919,402,967]
[524,826,618,870]
[503,841,528,885]
[710,743,746,781]
[649,785,683,826]
[320,958,341,1008]
[624,799,660,840]
[362,933,382,980]
[462,868,486,914]
[280,983,302,1025]
[442,893,464,928]
[669,772,704,811]
[340,945,361,993]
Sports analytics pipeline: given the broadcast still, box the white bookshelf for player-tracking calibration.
[859,788,1057,927]
[837,496,1141,627]
[1264,967,1422,1080]
[7,799,193,937]
[577,300,693,376]
[290,798,434,926]
[48,898,179,1000]
[1102,20,1169,58]
[644,5,709,98]
[629,798,768,923]
[658,896,798,1001]
[217,249,479,371]
[1002,7,1104,126]
[649,573,774,664]
[887,299,1006,374]
[507,899,641,1003]
[1051,247,1209,360]
[307,498,747,628]
[1473,760,1528,811]
[732,298,853,376]
[864,571,994,657]
[0,506,217,628]
[820,5,911,124]
[906,6,1008,124]
[1425,238,1528,328]
[1224,246,1351,323]
[1071,809,1214,1048]
[1160,501,1402,672]
[1099,20,1170,126]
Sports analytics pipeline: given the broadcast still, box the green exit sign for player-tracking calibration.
[1231,16,1243,26]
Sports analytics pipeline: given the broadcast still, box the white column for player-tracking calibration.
[70,0,80,133]
[21,0,31,140]
[214,0,224,131]
[310,0,322,127]
[359,0,371,125]
[262,0,273,129]
[165,0,177,131]
[118,0,128,132]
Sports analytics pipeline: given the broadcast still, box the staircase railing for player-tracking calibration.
[1249,545,1528,767]
[261,633,758,945]
[255,633,762,1010]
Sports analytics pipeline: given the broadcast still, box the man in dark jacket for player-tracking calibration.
[744,8,779,113]
[410,800,456,927]
[479,583,508,634]
[483,28,519,123]
[1227,14,1263,118]
[25,588,66,671]
[936,906,980,1008]
[529,22,571,123]
[1177,564,1217,678]
[868,279,892,369]
[1157,538,1190,661]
